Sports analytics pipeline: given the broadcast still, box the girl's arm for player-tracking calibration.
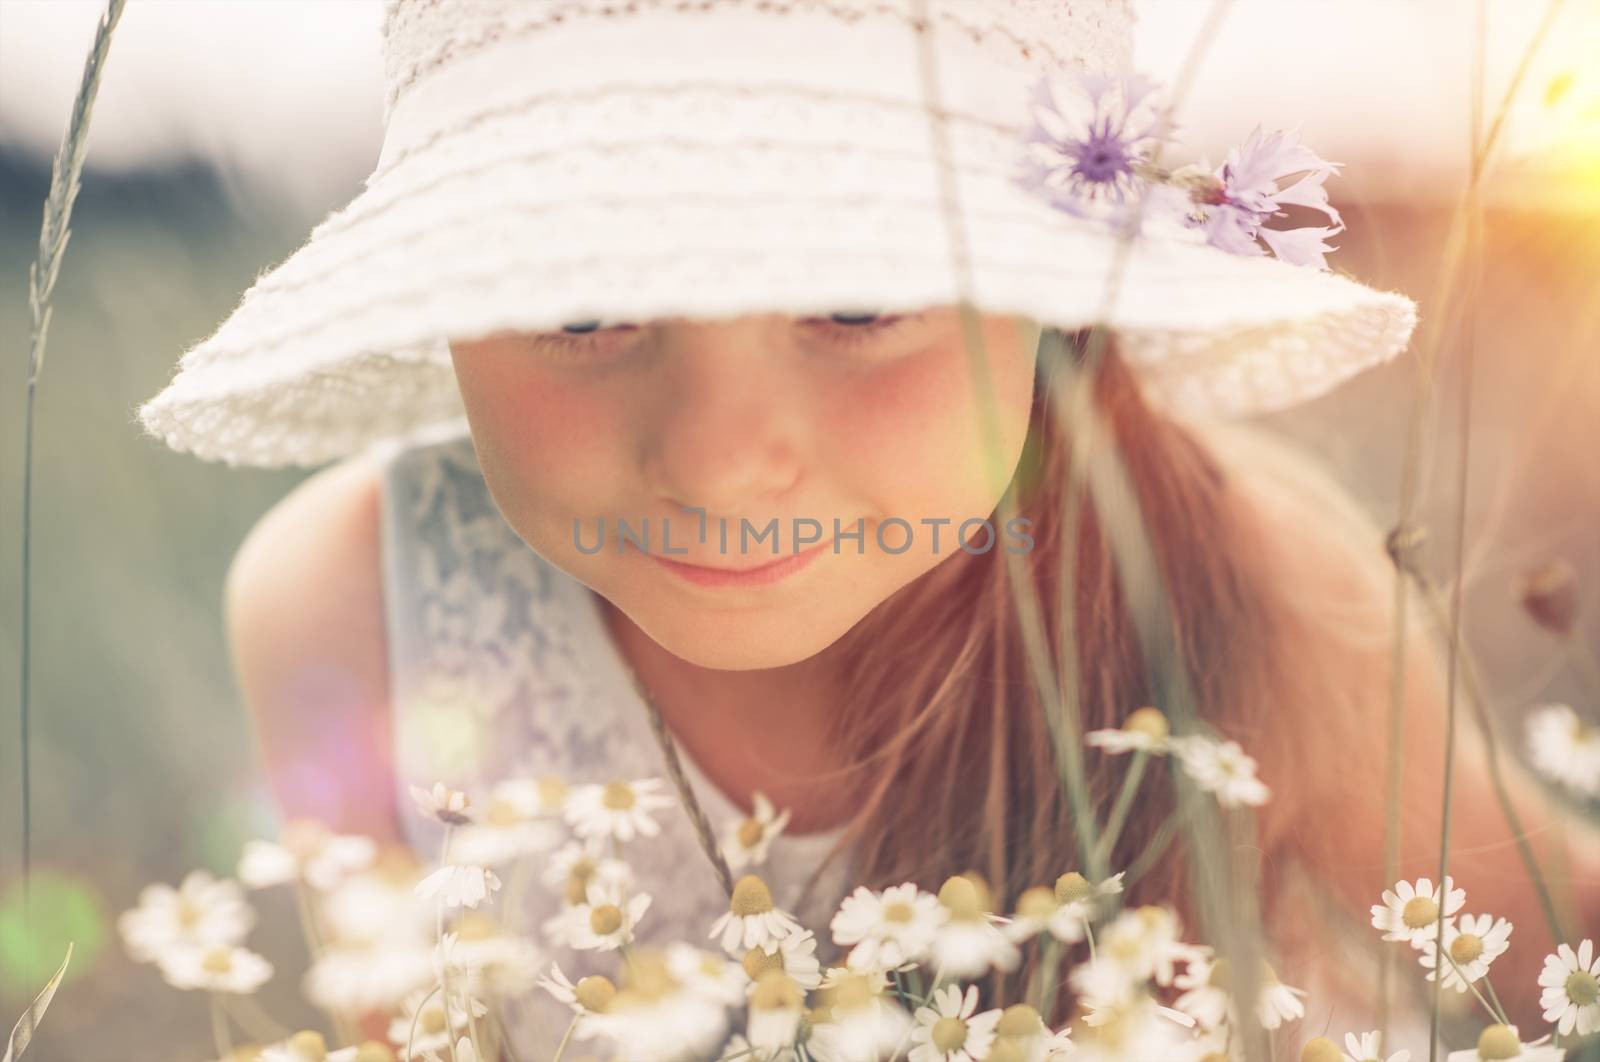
[223,453,407,848]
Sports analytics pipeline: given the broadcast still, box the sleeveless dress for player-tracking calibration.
[368,416,857,1057]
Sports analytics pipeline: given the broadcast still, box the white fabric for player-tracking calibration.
[372,417,856,1056]
[135,0,1417,469]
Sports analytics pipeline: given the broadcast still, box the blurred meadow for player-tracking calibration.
[2,1,1598,1058]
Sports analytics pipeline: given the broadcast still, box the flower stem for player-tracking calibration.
[1030,935,1064,1018]
[551,1014,579,1062]
[208,992,234,1057]
[438,826,461,1062]
[405,984,443,1062]
[886,958,948,1062]
[1095,750,1149,866]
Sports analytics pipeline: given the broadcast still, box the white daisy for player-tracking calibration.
[492,773,572,818]
[1097,904,1192,988]
[1419,914,1513,992]
[1342,1030,1412,1062]
[908,983,1002,1062]
[448,786,565,867]
[565,777,675,844]
[117,869,255,963]
[740,927,824,992]
[930,875,1021,980]
[668,941,750,1006]
[433,918,544,996]
[1537,938,1600,1037]
[540,837,635,902]
[1172,734,1270,807]
[807,972,914,1062]
[157,944,273,993]
[545,878,651,952]
[1444,1024,1563,1062]
[258,1030,367,1061]
[1059,993,1194,1062]
[1170,952,1304,1031]
[989,1003,1073,1062]
[237,819,377,891]
[387,985,488,1060]
[747,970,807,1054]
[830,882,946,973]
[709,874,804,957]
[536,960,616,1017]
[1370,877,1467,948]
[414,862,501,909]
[577,949,730,1062]
[304,939,434,1014]
[1086,706,1172,755]
[720,790,795,872]
[318,857,433,947]
[721,1031,801,1061]
[410,781,475,825]
[1525,703,1600,798]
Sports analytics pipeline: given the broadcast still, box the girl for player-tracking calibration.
[138,1,1598,1057]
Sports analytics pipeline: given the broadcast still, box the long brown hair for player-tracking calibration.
[785,326,1391,1024]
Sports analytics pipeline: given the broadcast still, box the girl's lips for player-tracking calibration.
[651,539,831,588]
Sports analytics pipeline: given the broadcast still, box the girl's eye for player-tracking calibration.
[803,311,917,350]
[526,320,639,359]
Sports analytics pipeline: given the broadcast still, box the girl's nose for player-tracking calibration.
[642,319,804,517]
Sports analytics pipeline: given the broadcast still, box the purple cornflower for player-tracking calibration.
[1015,69,1173,223]
[1176,126,1346,269]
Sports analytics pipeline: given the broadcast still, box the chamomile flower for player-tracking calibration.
[807,971,914,1062]
[1171,952,1305,1030]
[118,869,255,963]
[1419,914,1513,992]
[257,1030,377,1061]
[1004,871,1124,946]
[720,791,794,872]
[1444,1024,1563,1062]
[536,961,616,1018]
[1070,994,1195,1062]
[709,874,804,957]
[669,940,750,1005]
[414,862,501,909]
[545,878,651,952]
[157,944,273,993]
[387,986,487,1060]
[830,882,946,974]
[565,777,675,843]
[1086,706,1172,755]
[741,927,824,992]
[746,970,807,1054]
[304,938,434,1015]
[1525,703,1600,799]
[1537,938,1600,1036]
[237,819,376,891]
[447,782,565,867]
[908,982,1003,1062]
[578,948,730,1062]
[989,1003,1073,1061]
[410,781,474,825]
[930,874,1021,979]
[541,836,635,903]
[1172,734,1270,807]
[1342,1030,1412,1062]
[1370,877,1466,948]
[721,1031,801,1061]
[433,917,544,996]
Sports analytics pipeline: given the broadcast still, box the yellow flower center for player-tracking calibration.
[995,1004,1044,1038]
[176,898,204,929]
[1124,706,1169,739]
[201,949,234,975]
[882,901,915,924]
[987,1040,1028,1062]
[1298,1036,1343,1062]
[538,775,569,810]
[1476,1024,1522,1060]
[738,819,766,849]
[421,1005,447,1035]
[574,974,616,1012]
[731,875,775,916]
[751,970,803,1011]
[565,875,590,906]
[288,1031,327,1060]
[1015,886,1057,921]
[601,782,637,811]
[1567,970,1599,1006]
[1401,896,1439,929]
[486,798,522,826]
[938,876,984,921]
[1198,1054,1232,1062]
[1450,933,1484,965]
[457,911,497,941]
[1054,872,1092,905]
[589,903,624,936]
[617,949,678,1003]
[743,946,785,981]
[353,1042,397,1062]
[931,1017,968,1052]
[280,819,327,861]
[831,973,877,1009]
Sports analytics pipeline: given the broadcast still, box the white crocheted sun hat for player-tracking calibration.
[136,0,1417,469]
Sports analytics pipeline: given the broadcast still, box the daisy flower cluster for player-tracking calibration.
[1366,873,1600,1056]
[1015,67,1346,269]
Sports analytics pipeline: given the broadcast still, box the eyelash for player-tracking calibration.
[529,314,914,359]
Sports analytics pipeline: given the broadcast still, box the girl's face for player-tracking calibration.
[449,307,1043,670]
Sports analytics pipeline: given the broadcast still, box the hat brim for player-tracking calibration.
[137,85,1416,468]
